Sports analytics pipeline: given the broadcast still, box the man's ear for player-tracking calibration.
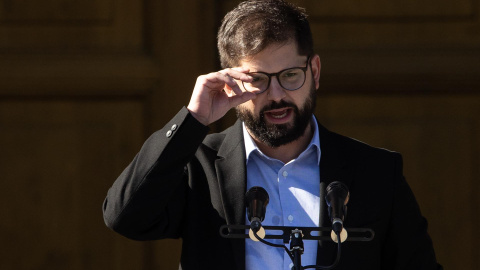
[310,54,321,89]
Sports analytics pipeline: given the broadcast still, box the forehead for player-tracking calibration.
[239,41,306,73]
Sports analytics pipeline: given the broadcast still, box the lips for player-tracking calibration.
[264,108,292,123]
[268,109,288,118]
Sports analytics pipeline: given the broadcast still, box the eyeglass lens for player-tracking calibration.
[243,67,307,93]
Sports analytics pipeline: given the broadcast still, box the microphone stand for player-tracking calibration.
[290,229,304,270]
[220,224,374,270]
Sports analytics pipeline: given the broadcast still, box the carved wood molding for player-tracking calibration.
[317,48,480,93]
[304,0,478,22]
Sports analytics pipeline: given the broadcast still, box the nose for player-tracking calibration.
[267,77,286,102]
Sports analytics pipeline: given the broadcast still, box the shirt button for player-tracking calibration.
[171,124,178,131]
[166,130,173,137]
[288,215,294,222]
[282,171,288,177]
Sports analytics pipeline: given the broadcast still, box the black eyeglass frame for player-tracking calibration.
[242,56,312,94]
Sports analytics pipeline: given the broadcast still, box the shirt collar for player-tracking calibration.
[242,115,321,165]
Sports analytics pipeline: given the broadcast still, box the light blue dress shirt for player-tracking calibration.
[244,116,321,270]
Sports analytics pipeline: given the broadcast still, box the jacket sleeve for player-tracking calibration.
[102,107,210,241]
[382,153,443,270]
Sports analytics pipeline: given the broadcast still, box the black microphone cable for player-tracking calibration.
[251,229,295,262]
[302,230,342,270]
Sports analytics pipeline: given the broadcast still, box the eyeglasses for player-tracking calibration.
[242,56,311,94]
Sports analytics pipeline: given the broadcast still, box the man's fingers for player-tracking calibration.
[228,91,256,107]
[225,79,244,96]
[222,67,252,82]
[221,68,252,95]
[196,67,255,98]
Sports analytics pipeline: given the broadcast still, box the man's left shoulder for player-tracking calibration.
[318,125,403,178]
[324,127,400,160]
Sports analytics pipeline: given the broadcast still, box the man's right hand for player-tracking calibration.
[187,67,256,126]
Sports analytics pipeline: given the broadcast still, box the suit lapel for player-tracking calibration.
[318,122,354,223]
[215,120,246,270]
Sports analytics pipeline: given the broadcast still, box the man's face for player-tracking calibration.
[235,41,321,148]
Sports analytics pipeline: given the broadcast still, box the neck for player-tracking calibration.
[249,122,314,164]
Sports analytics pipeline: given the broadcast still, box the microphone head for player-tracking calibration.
[325,181,350,222]
[245,186,269,223]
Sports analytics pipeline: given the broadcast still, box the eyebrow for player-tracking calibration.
[248,57,309,74]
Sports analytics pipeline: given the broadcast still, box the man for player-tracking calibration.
[103,1,442,269]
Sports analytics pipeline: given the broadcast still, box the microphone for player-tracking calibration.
[325,181,350,242]
[245,186,269,241]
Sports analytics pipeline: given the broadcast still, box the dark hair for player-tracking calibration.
[217,0,314,68]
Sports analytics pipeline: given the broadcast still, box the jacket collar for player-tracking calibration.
[317,118,351,188]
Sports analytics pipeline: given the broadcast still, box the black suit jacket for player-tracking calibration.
[103,107,442,270]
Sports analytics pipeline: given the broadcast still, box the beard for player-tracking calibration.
[236,83,317,148]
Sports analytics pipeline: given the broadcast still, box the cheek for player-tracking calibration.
[294,82,316,107]
[289,92,307,109]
